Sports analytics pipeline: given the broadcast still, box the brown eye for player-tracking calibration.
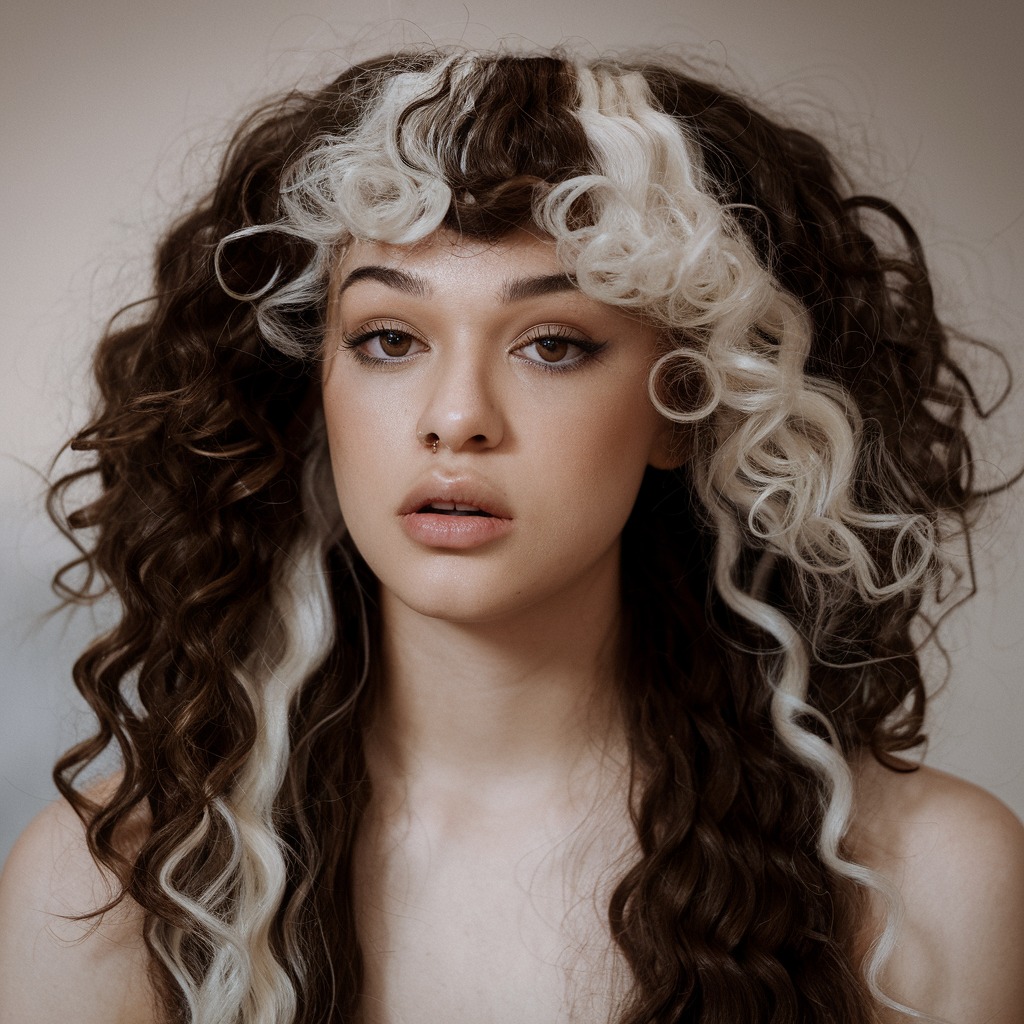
[343,325,425,362]
[378,330,413,357]
[533,338,569,363]
[514,331,603,370]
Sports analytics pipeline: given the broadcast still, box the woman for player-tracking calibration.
[0,49,1021,1024]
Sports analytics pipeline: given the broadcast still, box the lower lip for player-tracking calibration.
[400,512,513,549]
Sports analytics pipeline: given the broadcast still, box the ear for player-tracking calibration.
[647,419,690,470]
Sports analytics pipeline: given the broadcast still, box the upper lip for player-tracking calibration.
[399,475,513,519]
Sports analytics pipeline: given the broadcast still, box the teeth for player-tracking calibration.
[428,501,482,512]
[418,500,491,517]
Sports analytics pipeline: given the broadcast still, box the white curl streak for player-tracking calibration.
[213,227,282,302]
[150,542,335,1024]
[710,507,912,1019]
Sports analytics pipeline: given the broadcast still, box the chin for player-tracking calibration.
[384,579,527,626]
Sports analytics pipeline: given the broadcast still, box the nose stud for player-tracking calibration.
[417,430,443,454]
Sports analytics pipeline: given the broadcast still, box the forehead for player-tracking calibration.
[328,226,666,344]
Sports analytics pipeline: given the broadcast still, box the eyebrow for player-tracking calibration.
[336,265,428,298]
[501,273,578,303]
[336,265,578,303]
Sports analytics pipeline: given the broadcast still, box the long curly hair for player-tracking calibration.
[50,50,988,1024]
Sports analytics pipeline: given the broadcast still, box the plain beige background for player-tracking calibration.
[1,0,1022,864]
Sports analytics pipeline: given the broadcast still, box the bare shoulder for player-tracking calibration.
[0,785,159,1024]
[851,757,1024,1023]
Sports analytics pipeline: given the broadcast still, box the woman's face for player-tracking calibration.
[322,228,675,625]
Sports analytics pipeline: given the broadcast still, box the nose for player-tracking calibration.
[415,349,505,453]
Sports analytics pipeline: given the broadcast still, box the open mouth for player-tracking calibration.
[418,501,493,517]
[401,489,512,547]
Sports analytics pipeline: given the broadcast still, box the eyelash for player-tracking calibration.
[340,322,606,373]
[340,321,424,365]
[513,326,605,373]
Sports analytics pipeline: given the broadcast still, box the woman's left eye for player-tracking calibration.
[513,331,604,369]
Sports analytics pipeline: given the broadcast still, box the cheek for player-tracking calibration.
[538,381,661,532]
[567,370,660,467]
[323,359,415,448]
[321,379,393,519]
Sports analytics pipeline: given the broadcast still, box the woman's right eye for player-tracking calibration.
[342,324,426,362]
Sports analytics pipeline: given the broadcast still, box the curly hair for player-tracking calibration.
[50,50,987,1024]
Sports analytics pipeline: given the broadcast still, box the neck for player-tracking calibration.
[365,551,629,821]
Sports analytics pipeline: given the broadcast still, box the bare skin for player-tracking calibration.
[851,756,1024,1024]
[2,743,1023,1023]
[0,783,157,1024]
[350,533,640,1024]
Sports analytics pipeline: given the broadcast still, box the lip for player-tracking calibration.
[399,475,513,550]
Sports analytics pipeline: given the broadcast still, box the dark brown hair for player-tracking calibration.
[50,50,990,1023]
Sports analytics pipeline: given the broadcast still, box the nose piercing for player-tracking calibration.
[417,430,442,454]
